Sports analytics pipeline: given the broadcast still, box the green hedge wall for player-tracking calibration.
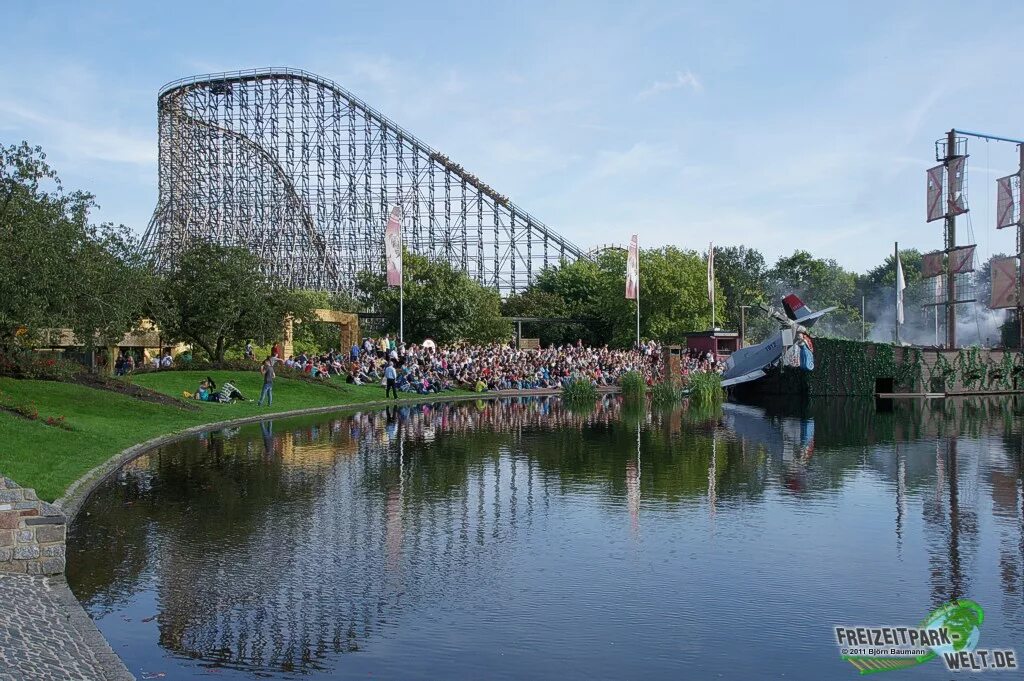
[773,339,1024,396]
[804,339,923,395]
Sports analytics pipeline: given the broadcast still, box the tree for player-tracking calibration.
[529,259,606,345]
[149,242,314,361]
[501,288,583,346]
[289,289,362,352]
[0,142,151,352]
[972,253,1010,309]
[529,246,720,347]
[710,245,768,334]
[861,249,923,291]
[854,248,942,342]
[631,247,721,345]
[767,250,862,338]
[357,251,511,344]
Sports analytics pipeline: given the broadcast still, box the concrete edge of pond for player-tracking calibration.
[34,386,614,681]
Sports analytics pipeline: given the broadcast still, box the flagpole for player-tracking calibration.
[861,295,866,341]
[894,241,901,345]
[636,249,641,348]
[399,207,404,344]
[709,242,715,330]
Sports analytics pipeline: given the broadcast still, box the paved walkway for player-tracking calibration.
[0,575,133,681]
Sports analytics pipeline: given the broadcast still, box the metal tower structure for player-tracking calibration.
[141,68,588,294]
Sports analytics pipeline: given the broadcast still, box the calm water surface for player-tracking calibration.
[68,396,1024,680]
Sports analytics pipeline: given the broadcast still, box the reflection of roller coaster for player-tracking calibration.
[70,396,1024,676]
[142,68,589,293]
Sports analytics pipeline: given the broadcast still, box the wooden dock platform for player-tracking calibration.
[875,390,1023,399]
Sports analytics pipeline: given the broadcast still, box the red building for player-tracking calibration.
[684,330,740,360]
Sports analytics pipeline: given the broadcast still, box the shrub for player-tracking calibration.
[688,371,724,405]
[561,376,598,405]
[44,415,73,431]
[650,381,680,406]
[137,358,260,374]
[0,351,81,381]
[0,390,39,420]
[620,371,646,401]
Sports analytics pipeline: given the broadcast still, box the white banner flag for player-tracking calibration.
[625,235,639,300]
[896,252,906,324]
[385,206,403,287]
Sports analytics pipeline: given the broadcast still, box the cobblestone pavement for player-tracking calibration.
[0,574,133,680]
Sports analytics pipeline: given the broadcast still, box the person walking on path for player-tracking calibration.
[258,356,277,407]
[384,360,398,399]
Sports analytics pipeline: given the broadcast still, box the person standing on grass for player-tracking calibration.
[258,356,277,407]
[384,360,398,399]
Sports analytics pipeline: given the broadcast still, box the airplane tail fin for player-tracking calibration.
[782,294,812,321]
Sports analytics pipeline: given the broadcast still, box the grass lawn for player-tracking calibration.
[0,370,469,501]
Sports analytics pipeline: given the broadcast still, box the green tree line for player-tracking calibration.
[2,140,1011,363]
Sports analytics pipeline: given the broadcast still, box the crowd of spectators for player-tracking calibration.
[114,350,173,376]
[273,337,669,395]
[119,336,722,397]
[681,348,723,377]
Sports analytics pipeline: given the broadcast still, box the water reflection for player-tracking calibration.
[68,396,1024,680]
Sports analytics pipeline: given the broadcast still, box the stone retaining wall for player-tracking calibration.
[0,477,65,576]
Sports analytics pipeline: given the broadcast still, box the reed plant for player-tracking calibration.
[650,381,680,406]
[561,376,598,405]
[688,371,724,405]
[620,371,646,401]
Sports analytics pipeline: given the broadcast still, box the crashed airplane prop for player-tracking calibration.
[720,294,836,389]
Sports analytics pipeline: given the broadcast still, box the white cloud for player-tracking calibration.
[0,99,155,166]
[638,70,703,98]
[588,142,676,181]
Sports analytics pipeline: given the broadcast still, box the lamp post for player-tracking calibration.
[739,305,750,348]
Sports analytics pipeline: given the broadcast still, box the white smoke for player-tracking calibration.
[868,296,1006,347]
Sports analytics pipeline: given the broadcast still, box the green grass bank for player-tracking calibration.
[0,371,468,502]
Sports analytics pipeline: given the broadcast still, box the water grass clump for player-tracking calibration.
[650,381,680,406]
[620,371,646,401]
[561,376,598,405]
[688,371,724,405]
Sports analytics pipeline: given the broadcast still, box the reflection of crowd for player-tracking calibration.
[279,396,628,451]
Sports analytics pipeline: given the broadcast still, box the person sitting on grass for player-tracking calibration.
[195,379,211,401]
[346,360,363,385]
[218,381,245,403]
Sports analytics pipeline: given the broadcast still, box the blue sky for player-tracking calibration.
[4,1,1024,272]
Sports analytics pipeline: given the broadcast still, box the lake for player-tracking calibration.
[67,396,1024,679]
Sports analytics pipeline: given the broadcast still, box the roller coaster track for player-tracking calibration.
[142,68,590,293]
